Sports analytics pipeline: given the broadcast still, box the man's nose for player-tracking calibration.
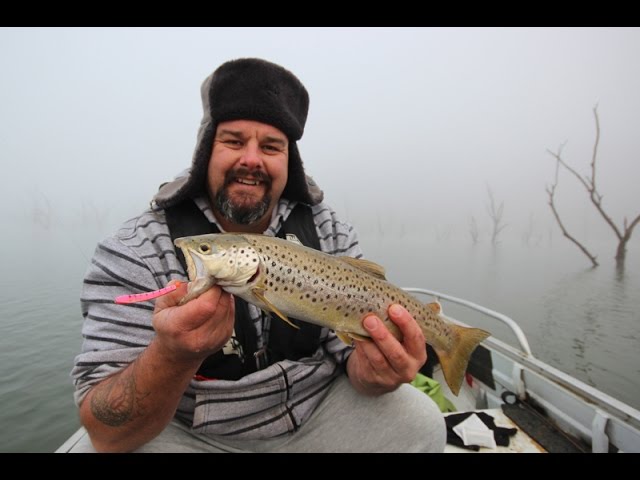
[239,141,263,170]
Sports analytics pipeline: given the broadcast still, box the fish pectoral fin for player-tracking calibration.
[339,257,387,280]
[336,331,370,346]
[348,332,369,342]
[252,286,300,330]
[336,331,354,346]
[426,301,443,315]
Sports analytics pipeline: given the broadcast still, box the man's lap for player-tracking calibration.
[67,374,445,453]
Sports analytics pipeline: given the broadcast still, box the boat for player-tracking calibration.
[56,288,640,453]
[405,288,640,453]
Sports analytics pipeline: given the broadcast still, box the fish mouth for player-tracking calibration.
[189,251,208,281]
[175,240,208,282]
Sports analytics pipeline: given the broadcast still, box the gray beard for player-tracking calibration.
[213,190,272,226]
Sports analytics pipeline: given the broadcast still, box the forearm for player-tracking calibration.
[79,339,201,453]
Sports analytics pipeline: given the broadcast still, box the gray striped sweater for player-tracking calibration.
[71,196,362,439]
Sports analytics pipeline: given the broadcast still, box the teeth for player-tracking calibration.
[236,178,260,186]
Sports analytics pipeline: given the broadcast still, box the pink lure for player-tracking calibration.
[114,282,182,304]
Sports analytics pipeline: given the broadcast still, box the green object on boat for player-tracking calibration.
[411,373,457,413]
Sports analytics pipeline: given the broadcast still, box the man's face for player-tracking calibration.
[207,119,289,228]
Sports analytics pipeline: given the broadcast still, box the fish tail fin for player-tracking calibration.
[433,324,490,396]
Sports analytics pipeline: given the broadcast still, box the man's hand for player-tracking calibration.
[80,281,235,452]
[152,281,235,364]
[346,304,426,396]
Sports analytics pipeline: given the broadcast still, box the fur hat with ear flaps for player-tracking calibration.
[152,58,324,209]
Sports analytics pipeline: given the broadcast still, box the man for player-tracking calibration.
[70,58,446,452]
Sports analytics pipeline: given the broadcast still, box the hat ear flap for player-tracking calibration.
[153,122,215,209]
[283,143,323,206]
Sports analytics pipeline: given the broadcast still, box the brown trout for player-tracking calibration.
[174,233,490,395]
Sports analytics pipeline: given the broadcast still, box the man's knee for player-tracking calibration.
[386,384,447,453]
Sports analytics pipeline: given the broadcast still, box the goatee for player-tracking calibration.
[213,168,272,225]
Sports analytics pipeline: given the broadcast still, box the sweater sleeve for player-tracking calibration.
[71,225,171,406]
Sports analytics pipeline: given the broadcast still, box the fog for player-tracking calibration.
[2,27,639,247]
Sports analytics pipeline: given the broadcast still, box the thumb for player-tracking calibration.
[154,280,189,311]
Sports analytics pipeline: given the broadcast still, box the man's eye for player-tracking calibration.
[263,145,280,152]
[225,140,242,146]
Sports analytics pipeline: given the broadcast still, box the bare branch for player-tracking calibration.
[624,214,640,240]
[548,117,623,241]
[591,104,600,191]
[546,173,599,267]
[547,106,639,267]
[485,184,508,245]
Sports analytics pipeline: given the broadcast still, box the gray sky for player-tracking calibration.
[1,27,639,242]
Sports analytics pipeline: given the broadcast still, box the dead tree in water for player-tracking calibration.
[547,105,640,268]
[469,216,479,244]
[546,148,599,267]
[522,213,541,246]
[486,185,507,245]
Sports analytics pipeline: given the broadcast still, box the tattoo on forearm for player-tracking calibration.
[90,365,139,427]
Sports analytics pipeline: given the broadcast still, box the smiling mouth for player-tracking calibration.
[235,178,263,186]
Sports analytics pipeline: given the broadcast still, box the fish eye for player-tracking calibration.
[199,244,211,254]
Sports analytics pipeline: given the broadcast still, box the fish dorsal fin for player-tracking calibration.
[339,257,387,280]
[426,301,443,315]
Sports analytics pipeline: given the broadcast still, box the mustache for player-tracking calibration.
[223,167,272,188]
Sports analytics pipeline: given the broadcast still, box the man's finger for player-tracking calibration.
[154,280,190,310]
[362,314,410,375]
[387,304,426,362]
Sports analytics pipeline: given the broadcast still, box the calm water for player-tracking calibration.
[1,221,639,452]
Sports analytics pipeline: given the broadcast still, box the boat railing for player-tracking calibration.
[403,287,533,356]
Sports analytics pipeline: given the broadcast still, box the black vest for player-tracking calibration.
[165,200,322,380]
